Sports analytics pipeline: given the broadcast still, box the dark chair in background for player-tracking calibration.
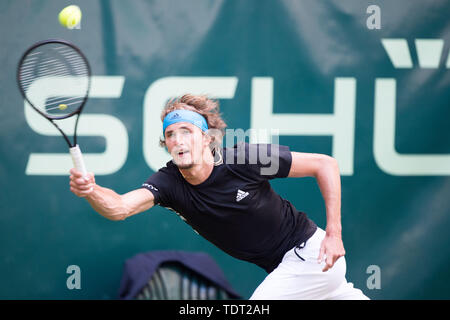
[118,250,241,300]
[135,261,231,300]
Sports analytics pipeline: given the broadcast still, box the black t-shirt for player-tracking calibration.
[141,142,317,273]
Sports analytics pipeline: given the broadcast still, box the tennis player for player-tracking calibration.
[69,94,368,300]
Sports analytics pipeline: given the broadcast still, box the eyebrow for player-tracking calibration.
[165,126,192,135]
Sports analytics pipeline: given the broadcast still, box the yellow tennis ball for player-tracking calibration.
[58,5,82,29]
[59,104,68,110]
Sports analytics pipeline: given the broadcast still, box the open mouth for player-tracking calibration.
[177,150,189,157]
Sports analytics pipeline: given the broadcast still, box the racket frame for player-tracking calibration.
[16,39,92,148]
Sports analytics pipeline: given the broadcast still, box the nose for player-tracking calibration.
[170,132,186,148]
[173,132,182,145]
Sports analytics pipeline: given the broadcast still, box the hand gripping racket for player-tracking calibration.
[17,39,91,177]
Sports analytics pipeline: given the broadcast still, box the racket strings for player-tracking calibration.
[18,42,89,119]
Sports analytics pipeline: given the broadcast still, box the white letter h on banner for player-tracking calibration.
[250,77,356,175]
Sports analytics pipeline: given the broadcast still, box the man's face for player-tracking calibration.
[164,122,208,169]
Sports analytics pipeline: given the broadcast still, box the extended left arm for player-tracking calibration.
[288,152,345,272]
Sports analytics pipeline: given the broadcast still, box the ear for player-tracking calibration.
[203,133,212,145]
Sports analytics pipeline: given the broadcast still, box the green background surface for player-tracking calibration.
[0,0,449,299]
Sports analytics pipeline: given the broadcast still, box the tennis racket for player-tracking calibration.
[17,39,91,177]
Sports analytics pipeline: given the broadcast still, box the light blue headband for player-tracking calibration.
[163,109,209,134]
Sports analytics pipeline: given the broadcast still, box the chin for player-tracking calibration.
[173,157,195,169]
[175,162,194,169]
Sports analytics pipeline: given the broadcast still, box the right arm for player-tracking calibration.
[69,168,155,221]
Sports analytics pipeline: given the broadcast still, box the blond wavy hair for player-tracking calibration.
[160,94,227,163]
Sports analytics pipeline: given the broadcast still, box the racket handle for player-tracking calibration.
[70,144,88,177]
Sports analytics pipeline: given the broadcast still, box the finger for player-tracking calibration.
[75,173,90,182]
[70,179,93,190]
[76,178,88,185]
[79,187,94,195]
[82,172,95,183]
[71,186,93,197]
[70,187,85,197]
[322,256,334,272]
[70,168,83,177]
[82,183,94,191]
[318,245,325,263]
[72,182,93,190]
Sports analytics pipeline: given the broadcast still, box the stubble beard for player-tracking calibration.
[175,161,195,170]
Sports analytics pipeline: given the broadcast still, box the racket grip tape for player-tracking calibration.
[70,144,88,178]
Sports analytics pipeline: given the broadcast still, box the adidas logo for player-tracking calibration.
[170,113,181,120]
[236,189,249,202]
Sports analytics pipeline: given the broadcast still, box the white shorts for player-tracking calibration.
[250,227,369,300]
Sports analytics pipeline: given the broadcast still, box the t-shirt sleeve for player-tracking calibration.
[141,168,174,207]
[225,142,292,181]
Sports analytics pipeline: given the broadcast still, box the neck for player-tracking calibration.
[179,150,215,185]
